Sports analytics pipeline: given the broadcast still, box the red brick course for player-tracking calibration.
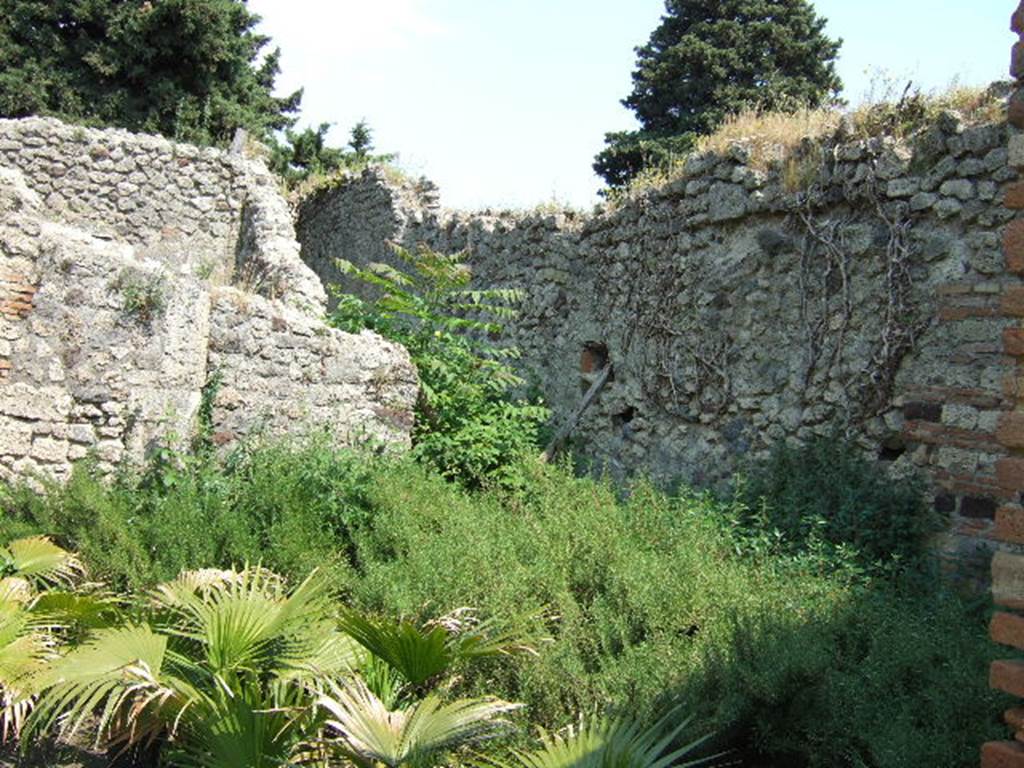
[0,273,37,320]
[997,505,1024,544]
[993,612,1024,650]
[999,413,1024,449]
[983,740,1024,768]
[993,660,1024,698]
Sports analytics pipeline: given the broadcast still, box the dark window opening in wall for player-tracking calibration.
[878,435,906,462]
[580,342,613,395]
[580,342,609,374]
[613,406,636,429]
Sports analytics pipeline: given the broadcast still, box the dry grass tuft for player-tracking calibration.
[611,81,1007,202]
[696,107,841,171]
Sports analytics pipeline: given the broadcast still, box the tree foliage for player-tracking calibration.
[329,245,549,490]
[595,0,842,188]
[0,0,301,146]
[268,120,396,189]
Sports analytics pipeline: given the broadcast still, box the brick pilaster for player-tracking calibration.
[983,5,1024,767]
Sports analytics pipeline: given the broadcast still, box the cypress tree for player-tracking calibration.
[595,0,842,188]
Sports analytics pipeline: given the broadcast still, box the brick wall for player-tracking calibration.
[982,5,1024,767]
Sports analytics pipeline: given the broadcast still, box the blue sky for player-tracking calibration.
[247,0,1013,210]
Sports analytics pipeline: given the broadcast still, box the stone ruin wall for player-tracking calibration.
[0,117,418,485]
[0,117,326,309]
[298,108,1024,568]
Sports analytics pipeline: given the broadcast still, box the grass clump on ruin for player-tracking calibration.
[110,267,167,327]
[0,435,1006,768]
[609,80,1007,204]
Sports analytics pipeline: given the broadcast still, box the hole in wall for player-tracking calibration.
[878,435,906,462]
[580,341,614,395]
[612,406,636,430]
[580,342,609,373]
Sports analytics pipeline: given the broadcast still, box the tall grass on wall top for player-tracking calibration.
[329,244,549,490]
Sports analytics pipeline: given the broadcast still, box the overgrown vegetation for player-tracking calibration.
[0,438,1006,768]
[269,119,397,191]
[609,80,1006,204]
[328,245,549,490]
[737,434,938,571]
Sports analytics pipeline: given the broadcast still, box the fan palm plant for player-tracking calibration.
[25,566,361,767]
[23,564,536,767]
[0,536,103,740]
[338,607,542,695]
[317,677,520,768]
[486,708,725,768]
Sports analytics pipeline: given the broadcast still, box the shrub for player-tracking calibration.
[0,444,1002,767]
[342,459,1002,767]
[0,436,375,591]
[737,434,938,569]
[329,245,549,490]
[23,564,528,768]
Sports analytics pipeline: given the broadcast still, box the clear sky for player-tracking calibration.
[246,0,1013,210]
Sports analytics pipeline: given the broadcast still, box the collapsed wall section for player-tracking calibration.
[296,112,1020,563]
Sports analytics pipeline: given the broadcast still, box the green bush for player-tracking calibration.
[0,435,373,591]
[737,434,939,568]
[328,244,549,490]
[342,460,1004,767]
[0,443,1004,767]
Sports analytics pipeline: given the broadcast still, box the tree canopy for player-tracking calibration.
[268,120,397,189]
[595,0,843,188]
[0,0,301,146]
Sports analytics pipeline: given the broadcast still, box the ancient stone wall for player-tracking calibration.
[0,117,325,309]
[0,119,417,485]
[297,105,1021,565]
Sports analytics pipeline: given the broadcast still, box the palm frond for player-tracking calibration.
[429,608,545,661]
[1,537,84,588]
[31,591,122,633]
[486,708,724,768]
[26,624,178,747]
[0,600,54,740]
[165,679,313,768]
[338,610,451,686]
[154,566,356,681]
[319,678,520,768]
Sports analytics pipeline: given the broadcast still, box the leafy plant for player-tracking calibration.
[736,434,938,569]
[0,537,108,741]
[111,267,167,327]
[317,678,519,768]
[26,566,358,765]
[329,244,549,489]
[339,608,540,693]
[489,707,721,768]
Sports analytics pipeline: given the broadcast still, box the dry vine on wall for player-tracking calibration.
[794,159,927,426]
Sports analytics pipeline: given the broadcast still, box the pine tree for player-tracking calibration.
[595,0,842,188]
[0,0,301,146]
[348,120,374,158]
